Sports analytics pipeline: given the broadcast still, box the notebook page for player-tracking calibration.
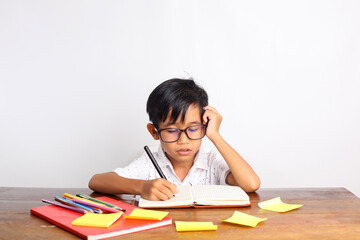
[191,185,249,202]
[138,185,194,208]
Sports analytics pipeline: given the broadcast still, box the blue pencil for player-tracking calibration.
[42,199,89,214]
[55,196,103,213]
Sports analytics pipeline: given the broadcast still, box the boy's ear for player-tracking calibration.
[147,123,160,140]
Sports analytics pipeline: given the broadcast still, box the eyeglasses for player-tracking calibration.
[157,124,207,143]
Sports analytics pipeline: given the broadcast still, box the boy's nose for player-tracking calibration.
[177,131,190,144]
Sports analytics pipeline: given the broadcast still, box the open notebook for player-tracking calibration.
[139,185,250,208]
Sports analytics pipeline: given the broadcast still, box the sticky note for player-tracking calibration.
[72,212,122,228]
[123,208,169,220]
[258,197,303,212]
[220,211,267,227]
[175,221,217,231]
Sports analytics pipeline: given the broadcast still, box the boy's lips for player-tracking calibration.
[177,149,192,155]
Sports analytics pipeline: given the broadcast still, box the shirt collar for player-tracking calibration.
[156,145,172,168]
[156,145,208,170]
[192,146,208,170]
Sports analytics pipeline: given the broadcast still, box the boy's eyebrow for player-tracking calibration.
[162,121,201,128]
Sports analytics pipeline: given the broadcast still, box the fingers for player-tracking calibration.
[156,180,178,200]
[202,106,222,141]
[203,105,218,112]
[202,108,211,124]
[143,179,178,201]
[166,180,179,194]
[202,106,220,124]
[202,106,222,125]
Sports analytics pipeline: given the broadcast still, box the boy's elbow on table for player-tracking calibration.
[88,174,103,192]
[244,178,261,193]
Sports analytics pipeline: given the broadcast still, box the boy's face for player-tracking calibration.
[148,104,203,166]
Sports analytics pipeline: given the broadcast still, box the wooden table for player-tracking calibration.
[0,187,359,239]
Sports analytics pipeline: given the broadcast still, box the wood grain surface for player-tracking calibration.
[0,187,359,240]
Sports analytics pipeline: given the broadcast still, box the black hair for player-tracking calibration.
[146,78,208,129]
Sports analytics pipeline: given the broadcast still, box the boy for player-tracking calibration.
[89,78,260,200]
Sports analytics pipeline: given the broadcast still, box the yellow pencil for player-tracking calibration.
[63,193,104,213]
[63,193,107,206]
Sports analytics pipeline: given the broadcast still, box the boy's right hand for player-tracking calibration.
[141,179,178,201]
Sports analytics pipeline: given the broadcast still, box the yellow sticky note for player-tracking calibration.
[72,212,122,228]
[123,208,169,220]
[258,197,303,213]
[220,211,267,227]
[175,221,217,232]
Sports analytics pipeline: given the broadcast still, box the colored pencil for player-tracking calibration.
[63,193,100,204]
[72,198,122,213]
[61,195,104,213]
[42,199,89,214]
[55,196,102,213]
[76,193,126,212]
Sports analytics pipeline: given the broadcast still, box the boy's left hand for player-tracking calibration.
[202,106,222,141]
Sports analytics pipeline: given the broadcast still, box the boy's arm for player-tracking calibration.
[203,106,261,192]
[88,172,178,200]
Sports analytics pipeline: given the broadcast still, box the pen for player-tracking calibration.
[42,199,90,214]
[144,145,167,180]
[76,193,126,212]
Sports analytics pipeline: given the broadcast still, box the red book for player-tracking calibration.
[31,196,172,240]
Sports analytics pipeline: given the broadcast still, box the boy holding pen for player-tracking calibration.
[89,79,260,200]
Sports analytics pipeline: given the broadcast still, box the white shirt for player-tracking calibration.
[113,145,230,186]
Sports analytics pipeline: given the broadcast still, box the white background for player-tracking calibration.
[1,0,359,197]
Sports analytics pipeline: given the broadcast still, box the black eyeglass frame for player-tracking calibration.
[156,124,207,143]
